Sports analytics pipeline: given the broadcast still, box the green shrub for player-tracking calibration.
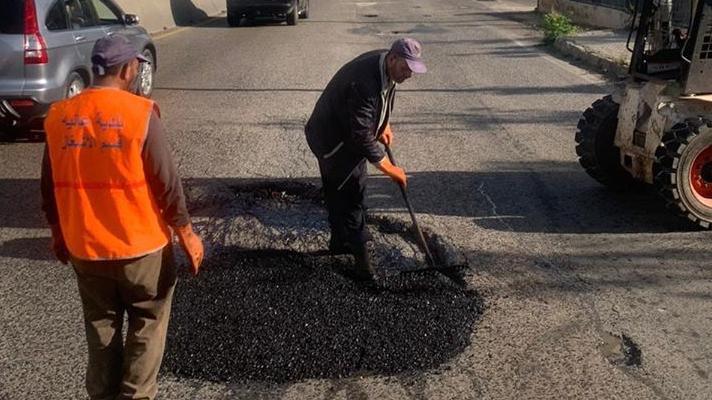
[542,12,577,42]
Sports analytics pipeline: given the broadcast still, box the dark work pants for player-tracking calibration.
[71,246,176,400]
[318,157,370,246]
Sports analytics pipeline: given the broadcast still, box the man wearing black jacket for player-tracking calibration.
[305,38,426,279]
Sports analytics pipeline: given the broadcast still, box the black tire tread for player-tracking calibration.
[227,10,240,27]
[575,95,636,190]
[300,0,309,18]
[654,119,712,229]
[287,2,298,25]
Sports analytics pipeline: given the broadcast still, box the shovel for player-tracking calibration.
[384,144,437,268]
[383,145,467,286]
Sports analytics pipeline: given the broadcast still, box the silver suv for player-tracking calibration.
[0,0,156,139]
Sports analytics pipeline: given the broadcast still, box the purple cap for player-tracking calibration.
[390,38,426,73]
[91,35,149,76]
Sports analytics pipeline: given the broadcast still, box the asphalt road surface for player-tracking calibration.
[1,0,711,398]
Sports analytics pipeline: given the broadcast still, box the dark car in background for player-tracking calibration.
[0,0,156,140]
[226,0,309,27]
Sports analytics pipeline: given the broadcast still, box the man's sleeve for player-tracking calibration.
[345,82,386,163]
[40,145,59,225]
[142,110,191,228]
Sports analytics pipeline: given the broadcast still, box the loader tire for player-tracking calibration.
[575,95,636,190]
[654,119,712,229]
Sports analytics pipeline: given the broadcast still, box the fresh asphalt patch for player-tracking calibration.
[163,251,482,383]
[161,180,483,383]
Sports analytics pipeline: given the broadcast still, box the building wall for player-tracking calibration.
[538,0,692,30]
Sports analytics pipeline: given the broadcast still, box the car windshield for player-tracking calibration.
[0,0,25,34]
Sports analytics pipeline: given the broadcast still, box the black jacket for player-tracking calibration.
[305,50,394,172]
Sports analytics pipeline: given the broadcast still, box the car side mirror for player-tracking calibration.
[123,14,140,25]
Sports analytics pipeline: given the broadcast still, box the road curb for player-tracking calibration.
[152,12,226,40]
[553,36,628,78]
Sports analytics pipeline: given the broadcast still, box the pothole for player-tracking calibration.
[363,13,379,18]
[599,332,642,368]
[162,180,483,383]
[183,180,468,277]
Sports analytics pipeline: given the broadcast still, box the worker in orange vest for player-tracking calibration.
[40,35,203,400]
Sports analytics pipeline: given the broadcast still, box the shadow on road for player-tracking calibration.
[170,0,209,26]
[365,162,695,234]
[0,237,53,261]
[186,16,299,28]
[0,129,45,143]
[154,87,323,93]
[154,83,604,96]
[0,165,698,234]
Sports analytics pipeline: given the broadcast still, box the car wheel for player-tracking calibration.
[299,0,309,18]
[227,9,240,26]
[287,1,298,25]
[66,72,85,99]
[136,48,155,98]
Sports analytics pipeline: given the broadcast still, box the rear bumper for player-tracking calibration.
[0,77,65,130]
[0,97,50,130]
[229,3,295,17]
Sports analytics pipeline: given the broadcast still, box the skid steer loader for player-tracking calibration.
[576,0,712,227]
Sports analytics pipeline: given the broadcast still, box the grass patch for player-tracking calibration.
[541,12,577,42]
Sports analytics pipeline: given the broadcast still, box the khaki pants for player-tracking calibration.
[71,246,176,400]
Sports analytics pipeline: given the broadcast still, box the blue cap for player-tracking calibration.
[91,34,149,76]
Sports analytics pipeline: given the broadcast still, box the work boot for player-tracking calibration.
[348,241,376,281]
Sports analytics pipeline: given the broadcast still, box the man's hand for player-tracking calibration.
[378,124,394,146]
[377,157,407,188]
[49,224,69,264]
[175,223,204,276]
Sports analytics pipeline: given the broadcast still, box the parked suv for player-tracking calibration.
[0,0,156,138]
[227,0,309,27]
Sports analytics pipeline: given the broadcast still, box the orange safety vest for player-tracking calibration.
[44,87,171,261]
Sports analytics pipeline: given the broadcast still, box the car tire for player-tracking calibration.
[299,0,309,19]
[227,9,240,27]
[136,48,155,98]
[65,72,85,99]
[287,1,298,25]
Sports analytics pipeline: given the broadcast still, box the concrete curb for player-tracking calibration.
[553,36,628,78]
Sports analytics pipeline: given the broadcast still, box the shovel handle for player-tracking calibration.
[383,145,436,268]
[385,145,398,166]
